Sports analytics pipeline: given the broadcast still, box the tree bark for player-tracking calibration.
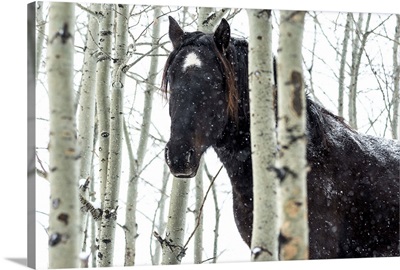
[97,4,128,267]
[122,118,139,266]
[392,14,400,140]
[276,10,308,261]
[152,162,170,265]
[78,3,100,191]
[348,13,371,129]
[46,2,80,268]
[77,5,100,256]
[198,7,214,33]
[193,157,204,264]
[247,9,279,262]
[198,7,229,33]
[204,163,221,263]
[161,177,190,265]
[338,13,352,117]
[36,1,45,81]
[95,4,113,206]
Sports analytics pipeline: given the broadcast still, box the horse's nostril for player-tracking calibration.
[187,148,195,164]
[165,146,171,165]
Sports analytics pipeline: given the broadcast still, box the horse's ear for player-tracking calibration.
[169,16,184,49]
[214,18,230,52]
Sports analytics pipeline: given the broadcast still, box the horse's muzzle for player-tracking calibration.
[165,141,199,178]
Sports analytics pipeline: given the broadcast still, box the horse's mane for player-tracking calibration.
[228,37,356,150]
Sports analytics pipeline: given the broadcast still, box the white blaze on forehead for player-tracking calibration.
[182,52,202,71]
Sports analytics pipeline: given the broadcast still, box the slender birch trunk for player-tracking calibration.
[348,13,371,129]
[124,6,162,266]
[391,15,400,140]
[161,177,190,265]
[193,157,204,264]
[338,13,352,117]
[36,1,45,80]
[97,4,128,267]
[276,10,308,260]
[122,118,139,266]
[46,2,80,268]
[198,7,229,32]
[77,5,100,256]
[198,7,214,32]
[152,163,170,265]
[348,13,362,129]
[204,163,221,263]
[204,162,221,263]
[78,3,100,189]
[90,158,98,268]
[95,4,113,206]
[246,9,278,262]
[135,7,161,169]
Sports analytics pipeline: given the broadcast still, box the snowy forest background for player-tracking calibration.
[33,1,399,268]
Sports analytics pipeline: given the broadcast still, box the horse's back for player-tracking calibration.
[307,119,400,258]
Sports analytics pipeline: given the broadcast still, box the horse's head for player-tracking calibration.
[162,17,237,178]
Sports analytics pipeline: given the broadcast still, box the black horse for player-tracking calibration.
[161,16,400,259]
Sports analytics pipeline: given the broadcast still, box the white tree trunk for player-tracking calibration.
[338,13,352,117]
[36,1,45,81]
[348,13,371,129]
[46,2,80,268]
[193,157,204,264]
[95,4,114,206]
[204,163,221,263]
[77,4,100,255]
[97,4,128,267]
[392,15,400,140]
[78,3,100,191]
[136,6,161,171]
[198,7,214,33]
[198,7,229,33]
[246,9,279,262]
[161,177,190,265]
[122,118,139,266]
[276,10,308,260]
[152,162,170,265]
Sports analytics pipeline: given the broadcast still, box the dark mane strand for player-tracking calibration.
[211,40,239,121]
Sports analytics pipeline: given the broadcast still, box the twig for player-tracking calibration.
[183,165,223,249]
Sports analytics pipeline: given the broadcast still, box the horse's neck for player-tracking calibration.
[213,40,253,192]
[213,112,253,194]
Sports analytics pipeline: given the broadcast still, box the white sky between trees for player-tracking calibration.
[31,0,399,269]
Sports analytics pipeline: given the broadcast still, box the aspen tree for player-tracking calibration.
[193,158,204,264]
[247,9,279,262]
[338,13,352,117]
[151,163,170,265]
[47,2,80,268]
[348,13,371,129]
[160,177,190,265]
[276,10,309,260]
[36,1,45,81]
[95,4,114,205]
[77,6,100,260]
[97,4,128,267]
